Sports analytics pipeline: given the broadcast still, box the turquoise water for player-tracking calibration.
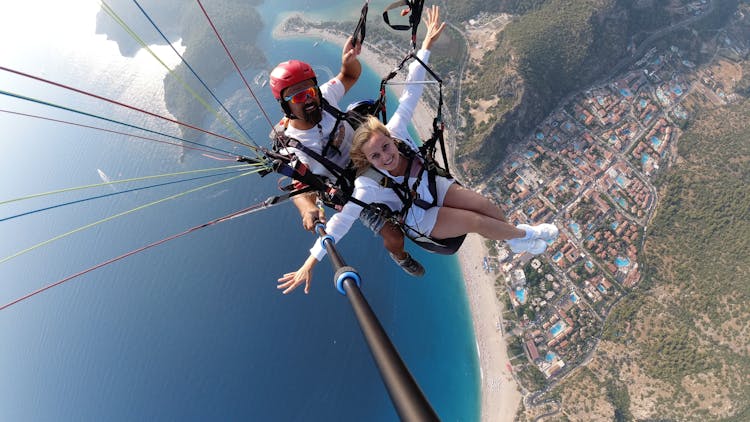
[585,260,594,269]
[615,256,631,267]
[597,284,607,293]
[570,293,579,303]
[550,321,566,337]
[536,132,544,140]
[546,352,556,362]
[651,136,662,148]
[569,222,581,237]
[611,221,620,230]
[552,251,563,262]
[0,2,479,420]
[516,287,527,304]
[642,153,651,165]
[616,197,628,208]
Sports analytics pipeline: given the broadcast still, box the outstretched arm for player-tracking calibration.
[278,255,318,294]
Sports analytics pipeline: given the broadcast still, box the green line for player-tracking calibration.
[0,169,260,265]
[100,1,257,151]
[0,164,259,206]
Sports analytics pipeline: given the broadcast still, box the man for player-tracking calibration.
[269,37,424,277]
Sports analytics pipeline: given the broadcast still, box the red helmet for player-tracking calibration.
[269,60,317,100]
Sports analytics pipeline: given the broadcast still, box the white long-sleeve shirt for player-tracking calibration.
[309,49,433,261]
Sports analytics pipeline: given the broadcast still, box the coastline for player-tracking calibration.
[273,16,522,421]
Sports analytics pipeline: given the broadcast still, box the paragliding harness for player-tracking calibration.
[366,12,466,255]
[260,0,463,254]
[269,97,381,210]
[351,124,465,256]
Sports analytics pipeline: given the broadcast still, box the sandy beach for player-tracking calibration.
[273,17,522,421]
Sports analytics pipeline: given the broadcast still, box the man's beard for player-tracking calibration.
[302,103,322,124]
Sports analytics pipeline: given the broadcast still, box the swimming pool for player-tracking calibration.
[651,136,662,148]
[570,293,579,303]
[615,256,630,267]
[515,288,527,305]
[552,251,563,262]
[550,321,567,337]
[569,222,581,237]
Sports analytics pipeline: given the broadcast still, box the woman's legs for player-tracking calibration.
[441,184,507,222]
[429,206,525,240]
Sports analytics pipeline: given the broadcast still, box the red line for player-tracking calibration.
[195,0,280,138]
[0,66,247,148]
[0,109,235,159]
[0,203,267,312]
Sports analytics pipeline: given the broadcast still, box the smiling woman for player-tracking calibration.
[0,1,483,420]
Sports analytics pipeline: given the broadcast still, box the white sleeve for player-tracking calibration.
[321,77,346,108]
[386,49,431,148]
[308,199,363,261]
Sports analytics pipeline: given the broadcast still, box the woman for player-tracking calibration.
[277,6,558,295]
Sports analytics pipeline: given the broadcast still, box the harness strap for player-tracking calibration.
[382,0,425,50]
[351,1,369,48]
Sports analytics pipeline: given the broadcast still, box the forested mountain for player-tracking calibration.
[444,0,738,177]
[96,0,266,139]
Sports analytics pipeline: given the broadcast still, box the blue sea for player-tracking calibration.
[0,1,479,420]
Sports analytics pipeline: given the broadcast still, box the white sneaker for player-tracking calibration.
[518,223,559,242]
[507,238,548,255]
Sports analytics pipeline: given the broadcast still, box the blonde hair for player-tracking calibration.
[351,115,391,176]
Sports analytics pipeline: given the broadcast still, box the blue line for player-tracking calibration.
[0,90,238,157]
[0,169,248,223]
[132,0,258,147]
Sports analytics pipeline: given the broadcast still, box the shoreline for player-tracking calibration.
[273,16,522,421]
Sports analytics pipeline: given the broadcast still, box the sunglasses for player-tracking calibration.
[283,86,318,104]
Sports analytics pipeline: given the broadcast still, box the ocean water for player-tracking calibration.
[0,1,479,420]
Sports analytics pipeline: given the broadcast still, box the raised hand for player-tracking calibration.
[421,5,447,51]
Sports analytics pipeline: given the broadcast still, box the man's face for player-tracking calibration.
[282,79,322,124]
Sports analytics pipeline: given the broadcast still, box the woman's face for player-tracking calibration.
[361,132,401,173]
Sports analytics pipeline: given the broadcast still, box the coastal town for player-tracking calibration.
[274,4,748,418]
[469,26,746,395]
